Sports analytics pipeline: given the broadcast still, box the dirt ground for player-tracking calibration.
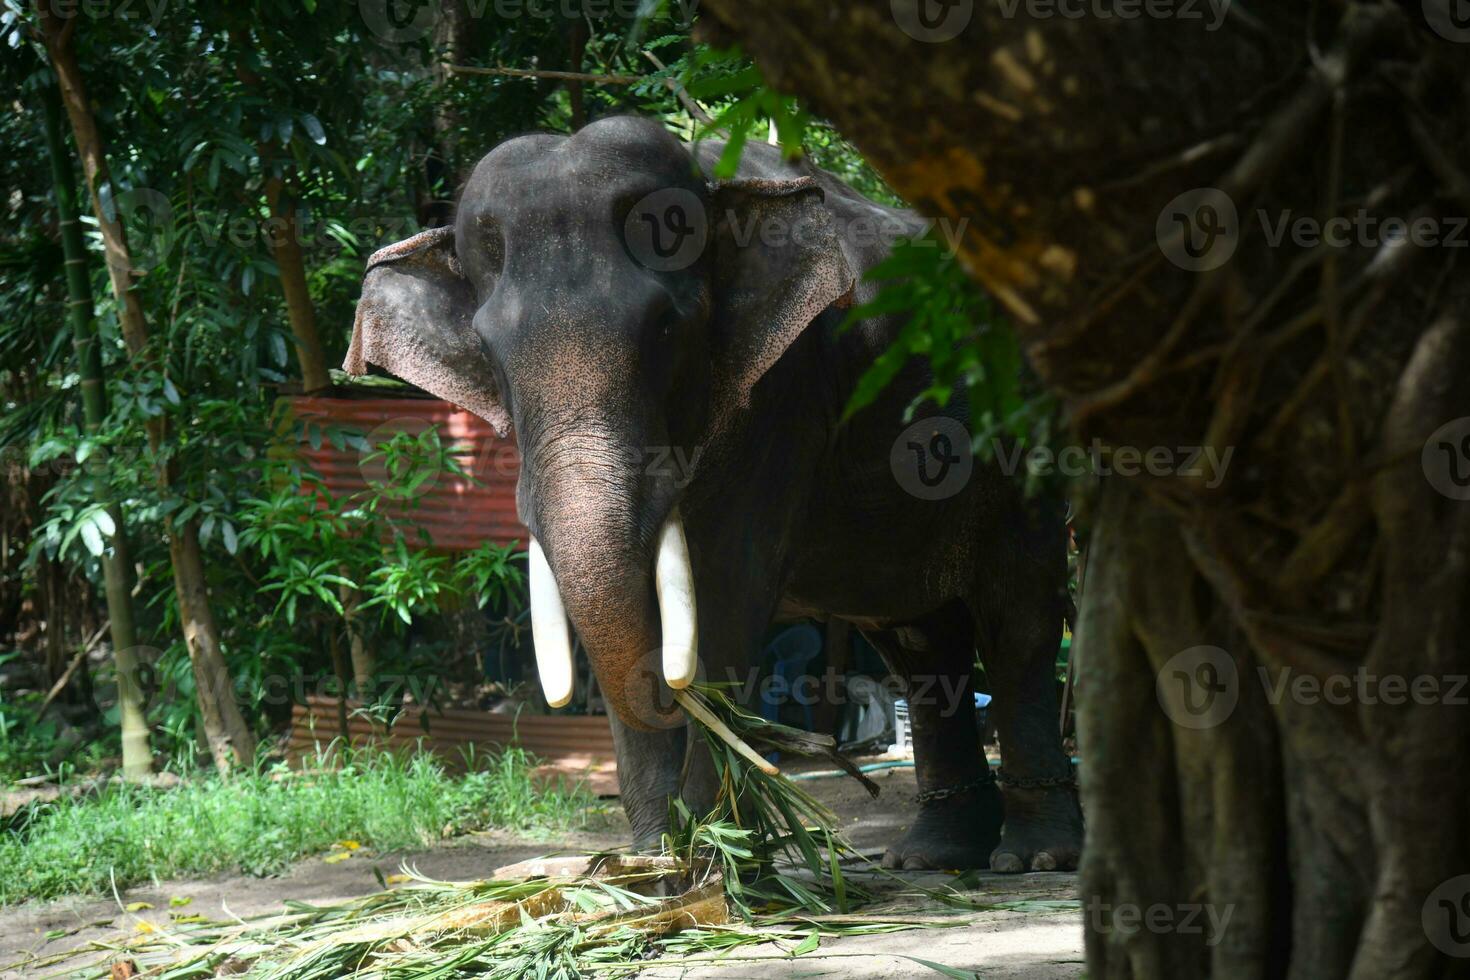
[0,762,1083,979]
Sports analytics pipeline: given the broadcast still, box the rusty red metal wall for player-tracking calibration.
[288,697,619,795]
[286,395,526,552]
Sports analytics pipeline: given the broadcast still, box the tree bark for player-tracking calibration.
[424,0,473,227]
[39,2,256,772]
[339,581,375,698]
[699,2,1470,975]
[263,176,330,392]
[41,78,151,779]
[567,19,587,131]
[168,524,255,771]
[226,27,331,393]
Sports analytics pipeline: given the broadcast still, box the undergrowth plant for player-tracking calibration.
[0,743,591,906]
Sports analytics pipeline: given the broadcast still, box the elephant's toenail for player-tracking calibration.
[991,852,1025,874]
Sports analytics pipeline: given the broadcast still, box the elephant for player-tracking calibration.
[344,115,1081,872]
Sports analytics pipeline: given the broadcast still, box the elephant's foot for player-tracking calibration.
[882,777,1004,870]
[989,781,1083,873]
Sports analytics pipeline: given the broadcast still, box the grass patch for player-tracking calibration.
[0,743,595,906]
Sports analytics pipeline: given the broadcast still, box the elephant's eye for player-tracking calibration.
[641,294,681,375]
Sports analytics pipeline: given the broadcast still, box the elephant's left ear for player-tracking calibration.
[345,226,511,436]
[708,177,855,405]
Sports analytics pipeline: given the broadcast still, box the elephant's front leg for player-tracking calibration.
[605,712,717,850]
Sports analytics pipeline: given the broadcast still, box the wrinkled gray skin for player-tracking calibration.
[347,116,1080,871]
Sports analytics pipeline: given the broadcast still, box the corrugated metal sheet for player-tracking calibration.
[288,697,620,795]
[286,395,526,552]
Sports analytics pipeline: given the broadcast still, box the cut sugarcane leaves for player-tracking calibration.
[24,685,979,979]
[673,688,778,776]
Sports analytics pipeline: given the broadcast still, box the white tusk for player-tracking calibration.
[528,538,574,708]
[655,509,698,689]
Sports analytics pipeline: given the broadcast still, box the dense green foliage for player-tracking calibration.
[0,1,1023,779]
[3,2,730,768]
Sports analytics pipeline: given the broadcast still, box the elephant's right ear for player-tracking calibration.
[344,226,510,436]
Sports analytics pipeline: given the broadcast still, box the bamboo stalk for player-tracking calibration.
[673,690,779,776]
[40,78,151,779]
[39,2,256,771]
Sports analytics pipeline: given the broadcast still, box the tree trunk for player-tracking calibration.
[226,27,331,393]
[424,0,472,226]
[41,79,151,779]
[339,581,375,699]
[263,176,330,392]
[168,524,256,771]
[700,3,1470,975]
[40,3,256,773]
[567,20,587,131]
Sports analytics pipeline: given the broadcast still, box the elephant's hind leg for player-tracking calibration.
[973,511,1083,873]
[863,601,1004,870]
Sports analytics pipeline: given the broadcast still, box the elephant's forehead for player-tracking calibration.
[465,120,702,218]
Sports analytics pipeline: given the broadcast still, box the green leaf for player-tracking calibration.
[301,113,326,145]
[79,519,104,557]
[896,955,980,979]
[685,65,764,100]
[714,125,750,179]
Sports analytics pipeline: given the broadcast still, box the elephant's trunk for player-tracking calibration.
[522,432,695,731]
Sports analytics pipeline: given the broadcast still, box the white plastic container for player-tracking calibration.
[893,698,911,754]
